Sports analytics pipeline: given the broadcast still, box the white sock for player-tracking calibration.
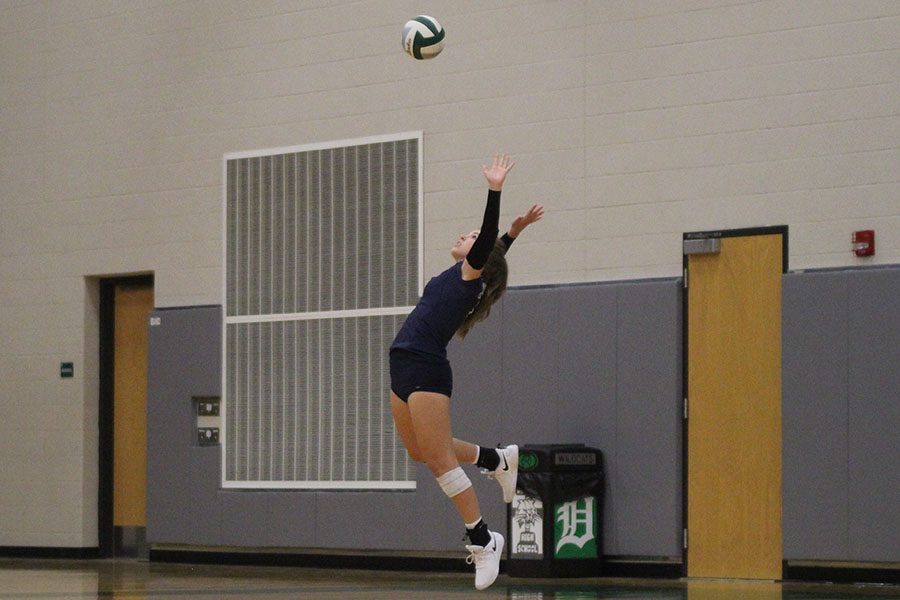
[472,446,480,465]
[465,517,482,530]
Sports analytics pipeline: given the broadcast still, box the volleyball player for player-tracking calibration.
[388,154,543,589]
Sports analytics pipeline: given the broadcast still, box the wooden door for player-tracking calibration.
[113,284,153,528]
[685,229,785,579]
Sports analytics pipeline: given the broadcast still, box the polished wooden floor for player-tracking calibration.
[0,559,897,599]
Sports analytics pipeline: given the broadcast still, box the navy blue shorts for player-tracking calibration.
[389,349,453,402]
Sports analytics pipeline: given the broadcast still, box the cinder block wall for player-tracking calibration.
[1,1,898,548]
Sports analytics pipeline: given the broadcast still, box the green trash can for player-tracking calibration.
[507,444,604,578]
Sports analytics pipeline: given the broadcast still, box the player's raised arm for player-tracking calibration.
[462,154,515,280]
[501,204,544,252]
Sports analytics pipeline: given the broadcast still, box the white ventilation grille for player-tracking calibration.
[222,133,421,489]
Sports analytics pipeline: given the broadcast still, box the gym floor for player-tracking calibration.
[1,559,899,600]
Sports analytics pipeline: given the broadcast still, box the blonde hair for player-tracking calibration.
[456,239,509,339]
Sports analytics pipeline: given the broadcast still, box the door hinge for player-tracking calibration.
[683,267,688,288]
[684,397,688,420]
[683,528,688,549]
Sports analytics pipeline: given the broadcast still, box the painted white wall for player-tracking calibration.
[0,1,897,547]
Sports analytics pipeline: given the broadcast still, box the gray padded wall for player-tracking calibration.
[782,272,849,559]
[846,269,900,561]
[453,280,683,557]
[615,282,683,556]
[148,309,451,552]
[782,266,900,562]
[149,268,899,562]
[447,299,510,547]
[147,306,222,545]
[147,280,684,557]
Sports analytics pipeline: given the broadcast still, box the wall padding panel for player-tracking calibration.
[147,281,683,557]
[782,266,900,562]
[147,306,222,544]
[148,268,898,561]
[453,280,683,557]
[846,269,900,561]
[615,281,682,557]
[782,272,849,559]
[148,280,681,556]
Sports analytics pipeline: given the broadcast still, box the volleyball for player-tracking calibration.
[402,15,445,60]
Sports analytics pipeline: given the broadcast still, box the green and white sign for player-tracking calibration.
[554,496,597,559]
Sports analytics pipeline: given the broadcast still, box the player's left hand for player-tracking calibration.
[509,204,544,238]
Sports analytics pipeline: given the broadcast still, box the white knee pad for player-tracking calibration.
[436,467,472,498]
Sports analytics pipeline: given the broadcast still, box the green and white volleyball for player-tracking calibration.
[402,15,444,60]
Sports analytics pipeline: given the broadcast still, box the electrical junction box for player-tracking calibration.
[197,399,220,416]
[198,428,219,445]
[195,397,222,445]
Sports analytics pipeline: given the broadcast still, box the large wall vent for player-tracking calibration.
[222,133,421,489]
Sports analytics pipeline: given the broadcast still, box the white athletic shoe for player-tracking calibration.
[465,531,504,590]
[483,444,518,503]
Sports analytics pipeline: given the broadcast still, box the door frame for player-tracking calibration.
[680,226,788,576]
[98,274,154,558]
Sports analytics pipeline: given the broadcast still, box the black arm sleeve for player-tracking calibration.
[500,232,515,252]
[466,189,501,270]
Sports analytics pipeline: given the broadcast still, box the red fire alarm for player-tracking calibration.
[852,230,875,257]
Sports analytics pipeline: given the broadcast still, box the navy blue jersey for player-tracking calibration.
[390,261,485,361]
